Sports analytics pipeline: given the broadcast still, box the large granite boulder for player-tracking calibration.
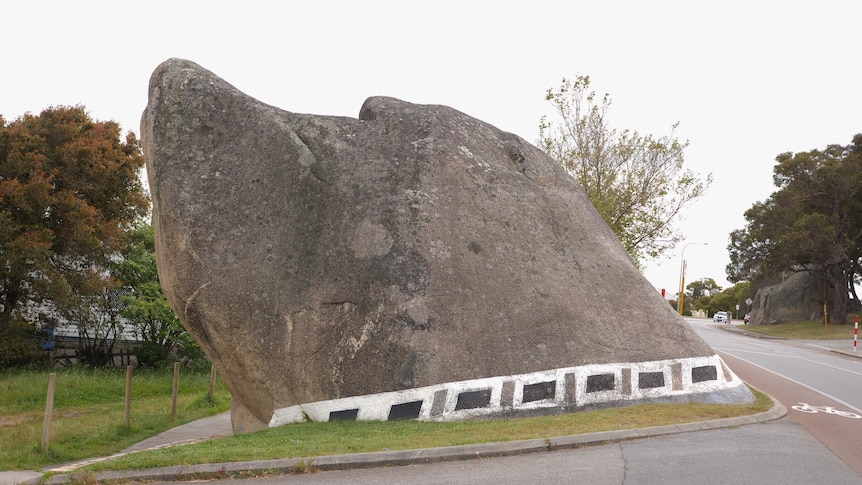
[750,271,823,325]
[142,58,752,433]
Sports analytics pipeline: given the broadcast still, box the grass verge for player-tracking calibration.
[736,319,857,339]
[0,367,231,471]
[81,387,772,473]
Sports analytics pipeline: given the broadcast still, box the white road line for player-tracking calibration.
[712,346,862,378]
[806,344,834,351]
[717,350,862,416]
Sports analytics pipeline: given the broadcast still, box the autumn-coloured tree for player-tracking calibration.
[0,106,149,327]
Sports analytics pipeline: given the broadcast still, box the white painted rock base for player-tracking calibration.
[269,354,750,427]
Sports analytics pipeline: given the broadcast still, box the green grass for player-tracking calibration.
[80,387,773,473]
[1,366,774,474]
[737,319,858,339]
[0,367,230,471]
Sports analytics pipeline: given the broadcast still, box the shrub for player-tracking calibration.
[0,320,51,368]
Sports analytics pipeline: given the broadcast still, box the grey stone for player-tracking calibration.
[141,58,728,432]
[750,271,823,325]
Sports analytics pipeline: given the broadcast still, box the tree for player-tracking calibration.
[687,278,722,300]
[727,135,862,324]
[686,277,722,313]
[705,282,751,318]
[539,76,712,267]
[708,291,738,318]
[54,274,127,367]
[0,106,149,326]
[115,224,204,368]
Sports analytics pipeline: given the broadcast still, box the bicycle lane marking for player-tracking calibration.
[711,345,862,414]
[715,350,862,415]
[717,350,862,477]
[791,402,862,418]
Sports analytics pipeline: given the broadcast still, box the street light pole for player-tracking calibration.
[678,242,708,316]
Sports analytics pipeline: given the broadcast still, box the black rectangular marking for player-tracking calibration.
[638,371,665,389]
[387,400,423,421]
[454,389,492,410]
[692,365,718,383]
[329,409,359,421]
[586,373,616,393]
[522,380,556,403]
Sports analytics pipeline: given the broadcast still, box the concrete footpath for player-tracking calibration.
[2,398,788,485]
[0,412,232,485]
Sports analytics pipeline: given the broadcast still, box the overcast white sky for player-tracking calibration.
[4,1,860,296]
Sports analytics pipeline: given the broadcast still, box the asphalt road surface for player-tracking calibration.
[145,320,862,484]
[689,318,862,476]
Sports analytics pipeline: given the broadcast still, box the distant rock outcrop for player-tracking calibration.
[141,58,753,433]
[750,271,823,325]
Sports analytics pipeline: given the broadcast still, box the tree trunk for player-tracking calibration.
[1,281,21,323]
[825,266,849,324]
[849,273,861,312]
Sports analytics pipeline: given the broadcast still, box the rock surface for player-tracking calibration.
[750,271,823,325]
[142,58,738,432]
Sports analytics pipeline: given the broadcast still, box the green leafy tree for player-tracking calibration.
[708,291,738,318]
[730,281,753,315]
[0,106,148,327]
[727,135,862,324]
[115,224,204,368]
[687,278,722,300]
[686,278,722,313]
[539,76,712,267]
[703,283,751,318]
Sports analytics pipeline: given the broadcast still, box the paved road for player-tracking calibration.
[688,318,862,412]
[688,318,862,476]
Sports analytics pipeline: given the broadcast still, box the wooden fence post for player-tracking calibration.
[124,365,133,428]
[171,362,180,421]
[42,373,56,452]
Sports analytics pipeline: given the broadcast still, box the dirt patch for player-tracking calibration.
[57,410,88,419]
[0,414,34,427]
[0,410,89,427]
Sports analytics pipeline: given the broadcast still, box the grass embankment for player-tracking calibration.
[0,367,231,471]
[81,387,772,473]
[737,318,858,339]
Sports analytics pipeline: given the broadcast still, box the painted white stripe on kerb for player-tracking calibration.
[268,354,744,427]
